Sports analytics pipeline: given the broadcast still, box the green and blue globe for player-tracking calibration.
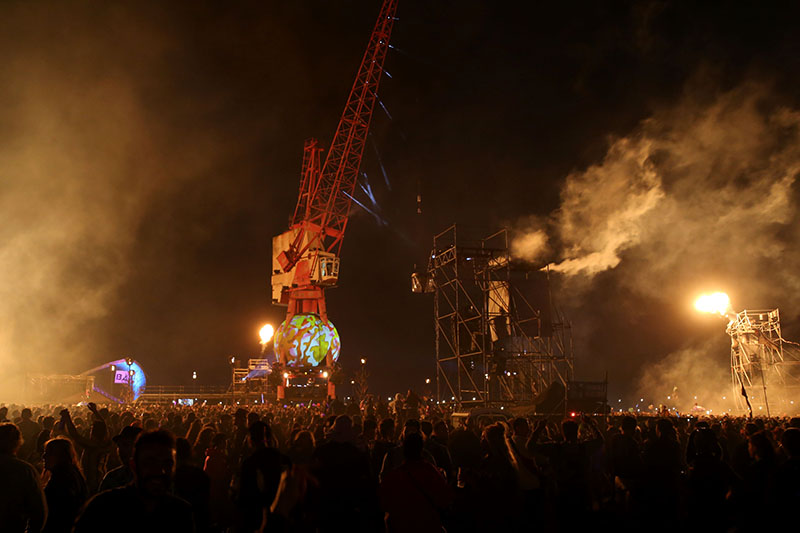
[274,313,341,367]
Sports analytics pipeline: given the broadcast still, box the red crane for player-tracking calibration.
[271,0,398,398]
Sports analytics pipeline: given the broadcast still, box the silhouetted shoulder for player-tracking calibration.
[74,486,194,533]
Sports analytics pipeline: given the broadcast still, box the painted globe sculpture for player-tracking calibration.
[274,313,341,367]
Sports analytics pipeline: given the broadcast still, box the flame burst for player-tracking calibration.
[259,324,274,346]
[694,292,731,316]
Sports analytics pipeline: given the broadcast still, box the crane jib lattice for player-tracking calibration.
[283,0,398,271]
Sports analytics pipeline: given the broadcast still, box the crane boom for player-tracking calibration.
[301,0,398,250]
[277,0,398,275]
[270,0,398,399]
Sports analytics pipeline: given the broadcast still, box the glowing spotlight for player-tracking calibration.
[694,292,731,316]
[425,378,431,384]
[360,358,366,365]
[282,372,289,379]
[321,371,329,379]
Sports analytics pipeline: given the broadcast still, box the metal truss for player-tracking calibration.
[427,225,574,410]
[231,359,271,399]
[728,309,800,415]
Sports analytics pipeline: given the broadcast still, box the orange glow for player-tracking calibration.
[694,292,731,316]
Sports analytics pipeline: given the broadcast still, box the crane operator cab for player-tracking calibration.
[311,251,339,285]
[271,229,340,304]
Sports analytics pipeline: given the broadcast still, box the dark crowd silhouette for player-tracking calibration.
[1,395,799,532]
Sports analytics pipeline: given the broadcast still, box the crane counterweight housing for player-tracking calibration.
[269,0,398,400]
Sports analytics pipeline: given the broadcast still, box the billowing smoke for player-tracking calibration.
[513,83,800,406]
[0,3,255,401]
[636,339,736,414]
[546,137,664,276]
[510,217,549,263]
[547,85,799,284]
[0,53,177,398]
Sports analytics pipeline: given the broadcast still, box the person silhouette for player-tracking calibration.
[41,437,88,533]
[73,430,194,533]
[0,422,47,532]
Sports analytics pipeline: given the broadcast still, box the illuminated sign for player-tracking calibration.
[114,371,130,384]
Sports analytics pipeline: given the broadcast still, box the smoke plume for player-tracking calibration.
[514,83,800,406]
[547,137,664,276]
[510,217,549,263]
[546,85,800,285]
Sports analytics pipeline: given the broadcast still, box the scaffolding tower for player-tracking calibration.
[728,309,800,415]
[418,225,573,410]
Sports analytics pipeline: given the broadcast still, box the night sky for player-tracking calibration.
[2,1,800,407]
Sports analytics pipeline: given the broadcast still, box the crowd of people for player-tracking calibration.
[0,394,798,532]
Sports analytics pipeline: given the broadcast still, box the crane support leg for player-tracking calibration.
[286,287,335,398]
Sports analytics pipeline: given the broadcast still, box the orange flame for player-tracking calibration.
[694,292,731,316]
[259,324,274,345]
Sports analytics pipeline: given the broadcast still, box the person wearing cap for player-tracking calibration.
[97,425,142,493]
